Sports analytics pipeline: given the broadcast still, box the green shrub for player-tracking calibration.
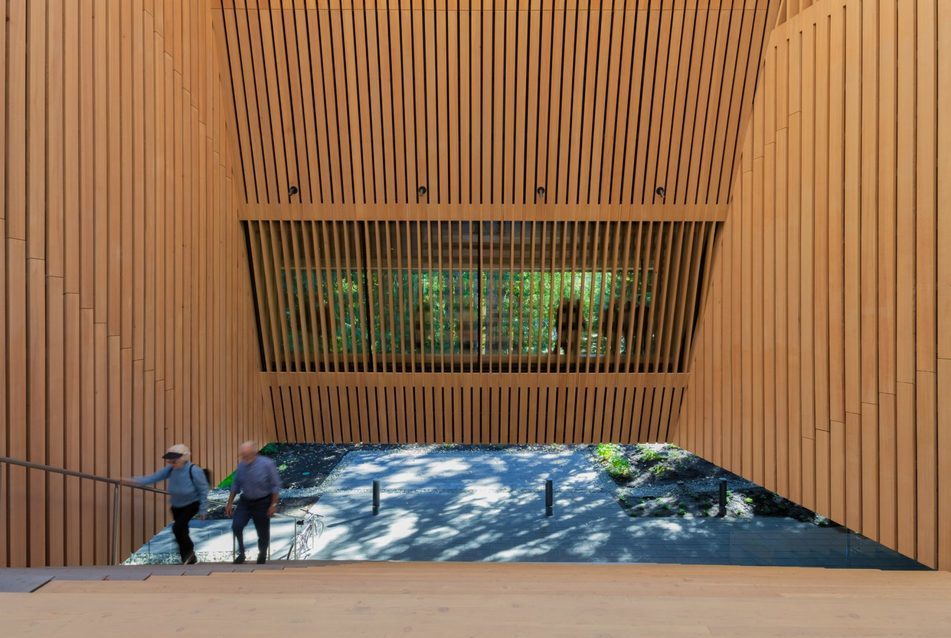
[639,448,663,463]
[607,455,632,479]
[259,442,280,455]
[596,443,621,460]
[649,463,671,477]
[217,472,235,490]
[666,449,684,462]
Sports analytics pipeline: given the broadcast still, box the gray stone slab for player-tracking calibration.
[127,518,299,565]
[320,447,615,493]
[296,449,926,569]
[0,569,54,592]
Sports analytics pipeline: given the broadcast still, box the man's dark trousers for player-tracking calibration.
[170,501,199,562]
[233,496,271,562]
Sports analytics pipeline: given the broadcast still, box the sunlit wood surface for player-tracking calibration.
[213,1,778,207]
[4,562,951,636]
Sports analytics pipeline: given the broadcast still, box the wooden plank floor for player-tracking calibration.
[2,562,951,636]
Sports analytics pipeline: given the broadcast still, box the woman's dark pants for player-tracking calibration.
[170,501,200,562]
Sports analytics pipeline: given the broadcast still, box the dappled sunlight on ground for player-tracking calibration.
[298,447,923,568]
[128,445,925,569]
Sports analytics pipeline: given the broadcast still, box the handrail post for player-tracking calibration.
[718,479,727,518]
[112,483,121,565]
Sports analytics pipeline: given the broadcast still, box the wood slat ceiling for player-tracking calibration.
[213,0,778,207]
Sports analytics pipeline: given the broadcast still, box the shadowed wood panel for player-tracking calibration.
[261,372,686,444]
[213,0,777,206]
[676,0,951,570]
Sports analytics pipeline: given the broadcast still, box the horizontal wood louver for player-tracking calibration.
[244,220,719,373]
[213,0,777,207]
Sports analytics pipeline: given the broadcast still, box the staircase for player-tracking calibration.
[125,490,320,565]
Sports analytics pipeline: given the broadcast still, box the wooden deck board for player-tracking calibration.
[2,563,947,637]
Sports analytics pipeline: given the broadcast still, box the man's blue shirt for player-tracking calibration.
[231,455,282,500]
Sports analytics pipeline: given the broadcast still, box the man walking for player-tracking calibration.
[225,441,282,564]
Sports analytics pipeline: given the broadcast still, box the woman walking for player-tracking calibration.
[128,444,209,564]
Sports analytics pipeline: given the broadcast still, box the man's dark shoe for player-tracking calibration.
[256,554,267,565]
[233,553,246,565]
[184,552,198,565]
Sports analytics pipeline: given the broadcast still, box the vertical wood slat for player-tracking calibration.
[915,0,938,569]
[266,6,295,205]
[935,0,951,572]
[629,222,653,374]
[858,0,880,541]
[47,0,68,566]
[300,221,322,372]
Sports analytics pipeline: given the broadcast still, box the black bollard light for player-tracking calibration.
[718,478,727,517]
[372,480,380,516]
[545,479,553,517]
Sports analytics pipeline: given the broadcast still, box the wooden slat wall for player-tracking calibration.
[0,1,264,567]
[212,0,777,207]
[213,0,778,448]
[248,217,709,442]
[775,0,815,24]
[676,0,951,570]
[262,372,686,444]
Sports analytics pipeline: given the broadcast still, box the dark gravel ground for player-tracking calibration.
[594,443,833,524]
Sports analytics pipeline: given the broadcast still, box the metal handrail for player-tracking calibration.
[0,455,169,565]
[0,455,168,494]
[0,456,312,566]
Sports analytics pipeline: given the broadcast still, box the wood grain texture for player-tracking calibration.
[262,372,687,445]
[213,0,774,207]
[0,0,264,567]
[676,0,951,570]
[5,563,951,637]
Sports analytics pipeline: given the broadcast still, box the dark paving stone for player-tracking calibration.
[0,569,54,592]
